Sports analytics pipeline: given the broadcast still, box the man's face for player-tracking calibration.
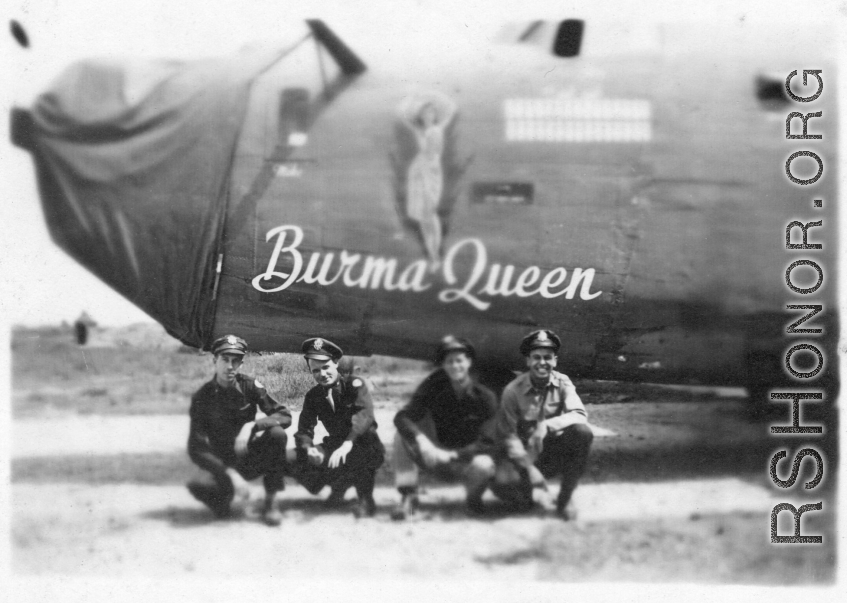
[442,351,472,384]
[526,349,557,382]
[308,357,340,388]
[214,353,243,387]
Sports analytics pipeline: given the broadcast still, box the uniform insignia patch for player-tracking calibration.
[314,338,324,350]
[226,335,237,345]
[352,378,363,388]
[254,379,264,389]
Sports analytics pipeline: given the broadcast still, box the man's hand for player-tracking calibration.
[306,446,325,467]
[436,449,459,464]
[415,434,457,468]
[534,485,556,511]
[527,465,547,489]
[225,467,250,502]
[234,422,254,457]
[328,440,353,468]
[525,420,548,463]
[415,434,441,468]
[525,465,555,509]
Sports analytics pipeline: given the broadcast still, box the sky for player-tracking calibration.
[0,0,844,326]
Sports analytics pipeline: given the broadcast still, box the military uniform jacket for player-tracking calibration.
[496,370,587,470]
[295,375,378,453]
[394,369,499,460]
[188,374,291,473]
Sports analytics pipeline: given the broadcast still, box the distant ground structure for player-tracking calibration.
[74,311,97,345]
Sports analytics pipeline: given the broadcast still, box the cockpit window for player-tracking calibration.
[755,74,791,110]
[495,19,659,56]
[553,20,584,57]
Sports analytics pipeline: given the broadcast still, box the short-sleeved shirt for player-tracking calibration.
[188,374,291,469]
[496,370,586,468]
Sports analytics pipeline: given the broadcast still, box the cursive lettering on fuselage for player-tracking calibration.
[251,225,602,311]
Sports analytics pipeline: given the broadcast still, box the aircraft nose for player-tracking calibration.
[12,50,284,347]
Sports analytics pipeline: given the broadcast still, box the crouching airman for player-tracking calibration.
[391,336,499,518]
[293,337,385,518]
[492,329,594,520]
[186,335,291,526]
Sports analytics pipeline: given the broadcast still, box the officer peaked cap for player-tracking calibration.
[211,334,248,356]
[519,329,561,356]
[302,337,343,362]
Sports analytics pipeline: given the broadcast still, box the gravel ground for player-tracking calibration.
[10,402,835,586]
[12,479,801,581]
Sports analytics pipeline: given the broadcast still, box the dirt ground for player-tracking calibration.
[12,480,831,582]
[7,324,839,591]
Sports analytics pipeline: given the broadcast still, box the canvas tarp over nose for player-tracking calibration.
[26,47,289,347]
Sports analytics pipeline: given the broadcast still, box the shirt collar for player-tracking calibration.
[521,371,562,393]
[324,377,342,394]
[212,374,243,395]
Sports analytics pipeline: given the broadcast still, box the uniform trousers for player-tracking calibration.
[393,415,496,499]
[491,423,593,508]
[191,426,288,502]
[294,432,385,499]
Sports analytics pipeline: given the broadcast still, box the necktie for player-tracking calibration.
[326,387,335,412]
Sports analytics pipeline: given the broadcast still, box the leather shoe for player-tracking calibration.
[466,496,485,516]
[556,500,578,521]
[187,482,232,519]
[353,496,376,518]
[325,488,348,508]
[390,493,419,521]
[262,504,283,527]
